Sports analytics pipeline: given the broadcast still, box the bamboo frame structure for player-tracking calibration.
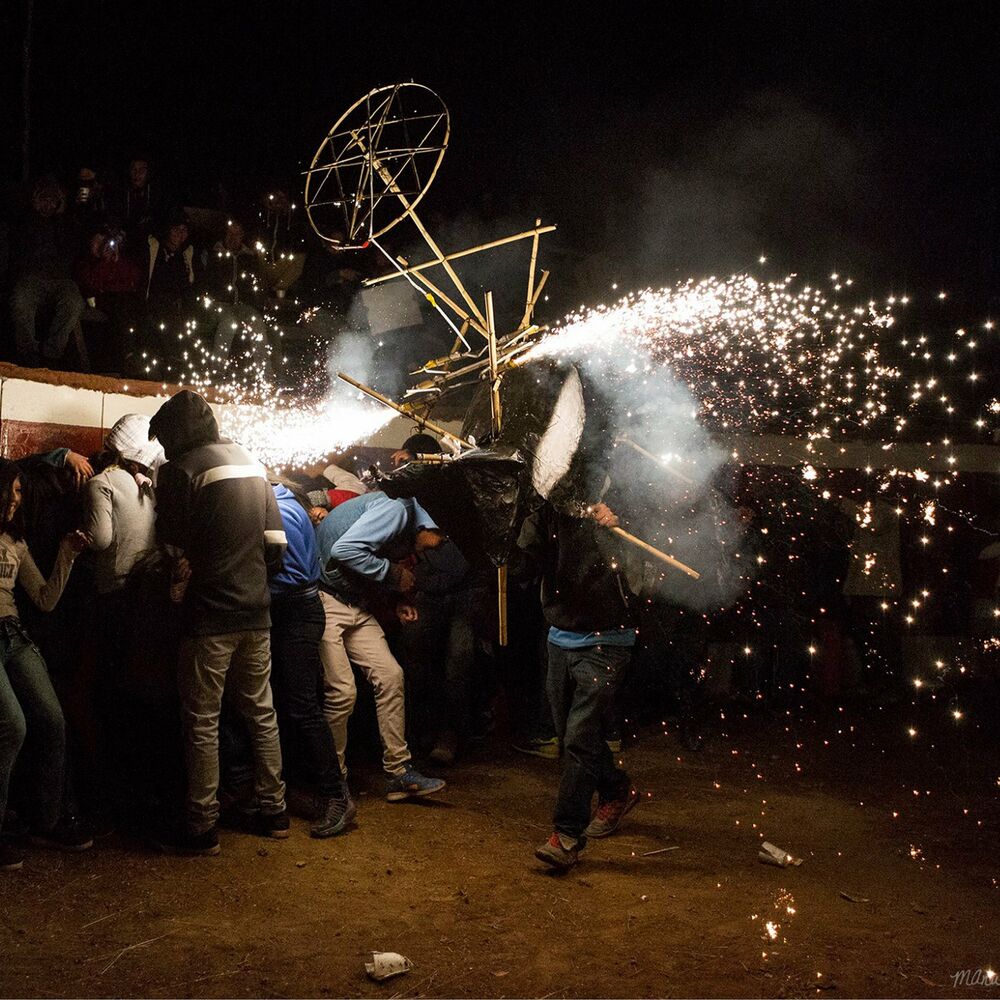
[364,225,557,287]
[336,372,702,582]
[486,291,509,645]
[304,84,450,248]
[314,85,702,595]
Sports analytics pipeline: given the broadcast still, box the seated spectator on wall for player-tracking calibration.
[70,166,108,234]
[200,219,260,305]
[198,218,274,375]
[7,177,84,367]
[74,225,141,374]
[136,214,194,373]
[115,156,159,252]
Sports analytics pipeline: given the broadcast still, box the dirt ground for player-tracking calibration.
[1,707,997,999]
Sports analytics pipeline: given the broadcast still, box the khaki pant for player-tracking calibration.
[318,591,410,778]
[178,629,285,835]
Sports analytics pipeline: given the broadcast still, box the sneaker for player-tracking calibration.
[154,827,221,856]
[385,767,446,802]
[0,841,25,871]
[255,809,291,839]
[29,819,94,852]
[535,832,580,871]
[512,736,560,760]
[429,731,458,766]
[583,787,640,839]
[310,793,356,838]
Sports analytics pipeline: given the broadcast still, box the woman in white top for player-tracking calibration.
[83,414,164,595]
[0,458,89,871]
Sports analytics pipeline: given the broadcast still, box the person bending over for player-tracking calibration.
[314,491,446,803]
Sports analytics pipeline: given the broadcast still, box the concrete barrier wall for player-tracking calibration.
[0,365,463,464]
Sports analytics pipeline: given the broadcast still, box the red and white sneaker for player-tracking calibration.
[584,788,640,838]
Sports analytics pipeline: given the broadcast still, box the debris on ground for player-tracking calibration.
[365,952,413,982]
[839,891,870,903]
[758,841,803,867]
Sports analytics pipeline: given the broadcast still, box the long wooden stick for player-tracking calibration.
[364,224,557,287]
[610,526,700,579]
[337,372,474,449]
[407,266,489,338]
[618,436,697,486]
[486,290,509,647]
[521,219,542,330]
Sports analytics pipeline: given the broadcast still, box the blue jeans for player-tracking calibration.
[547,642,631,842]
[0,618,66,831]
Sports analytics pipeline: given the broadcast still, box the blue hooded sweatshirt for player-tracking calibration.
[270,484,320,597]
[315,491,437,605]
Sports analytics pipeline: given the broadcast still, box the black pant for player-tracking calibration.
[269,593,344,799]
[547,642,631,841]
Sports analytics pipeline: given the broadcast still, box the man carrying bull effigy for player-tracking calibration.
[516,499,640,871]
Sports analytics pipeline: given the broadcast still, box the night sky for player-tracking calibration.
[3,1,998,304]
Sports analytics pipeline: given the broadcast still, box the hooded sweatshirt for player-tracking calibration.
[315,491,437,606]
[270,484,319,598]
[516,503,637,641]
[150,390,287,634]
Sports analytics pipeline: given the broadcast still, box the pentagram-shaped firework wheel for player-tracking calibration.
[304,82,450,248]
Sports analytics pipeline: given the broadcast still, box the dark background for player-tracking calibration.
[1,1,998,305]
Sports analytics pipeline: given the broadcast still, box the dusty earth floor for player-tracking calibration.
[1,704,997,999]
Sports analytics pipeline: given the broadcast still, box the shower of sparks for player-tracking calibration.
[519,274,899,439]
[131,296,394,469]
[516,271,1000,764]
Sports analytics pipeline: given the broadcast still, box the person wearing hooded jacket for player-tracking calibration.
[314,491,446,802]
[516,500,641,872]
[148,390,288,855]
[269,479,353,838]
[79,414,164,819]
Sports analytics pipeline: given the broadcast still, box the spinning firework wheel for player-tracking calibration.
[304,83,450,248]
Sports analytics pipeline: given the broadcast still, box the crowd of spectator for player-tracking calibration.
[0,159,374,379]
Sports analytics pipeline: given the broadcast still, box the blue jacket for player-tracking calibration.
[315,491,436,604]
[270,484,320,597]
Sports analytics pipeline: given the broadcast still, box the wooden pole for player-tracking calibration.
[609,526,700,580]
[364,224,557,287]
[350,130,488,328]
[406,266,489,338]
[336,371,474,450]
[485,290,509,646]
[617,436,697,487]
[520,219,542,329]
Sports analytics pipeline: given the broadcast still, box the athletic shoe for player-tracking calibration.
[385,767,446,802]
[0,841,25,870]
[29,819,94,852]
[429,730,458,766]
[512,736,560,760]
[255,809,291,839]
[154,827,220,856]
[311,793,356,838]
[583,788,640,839]
[535,832,580,871]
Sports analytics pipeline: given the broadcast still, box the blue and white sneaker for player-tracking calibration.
[385,766,446,802]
